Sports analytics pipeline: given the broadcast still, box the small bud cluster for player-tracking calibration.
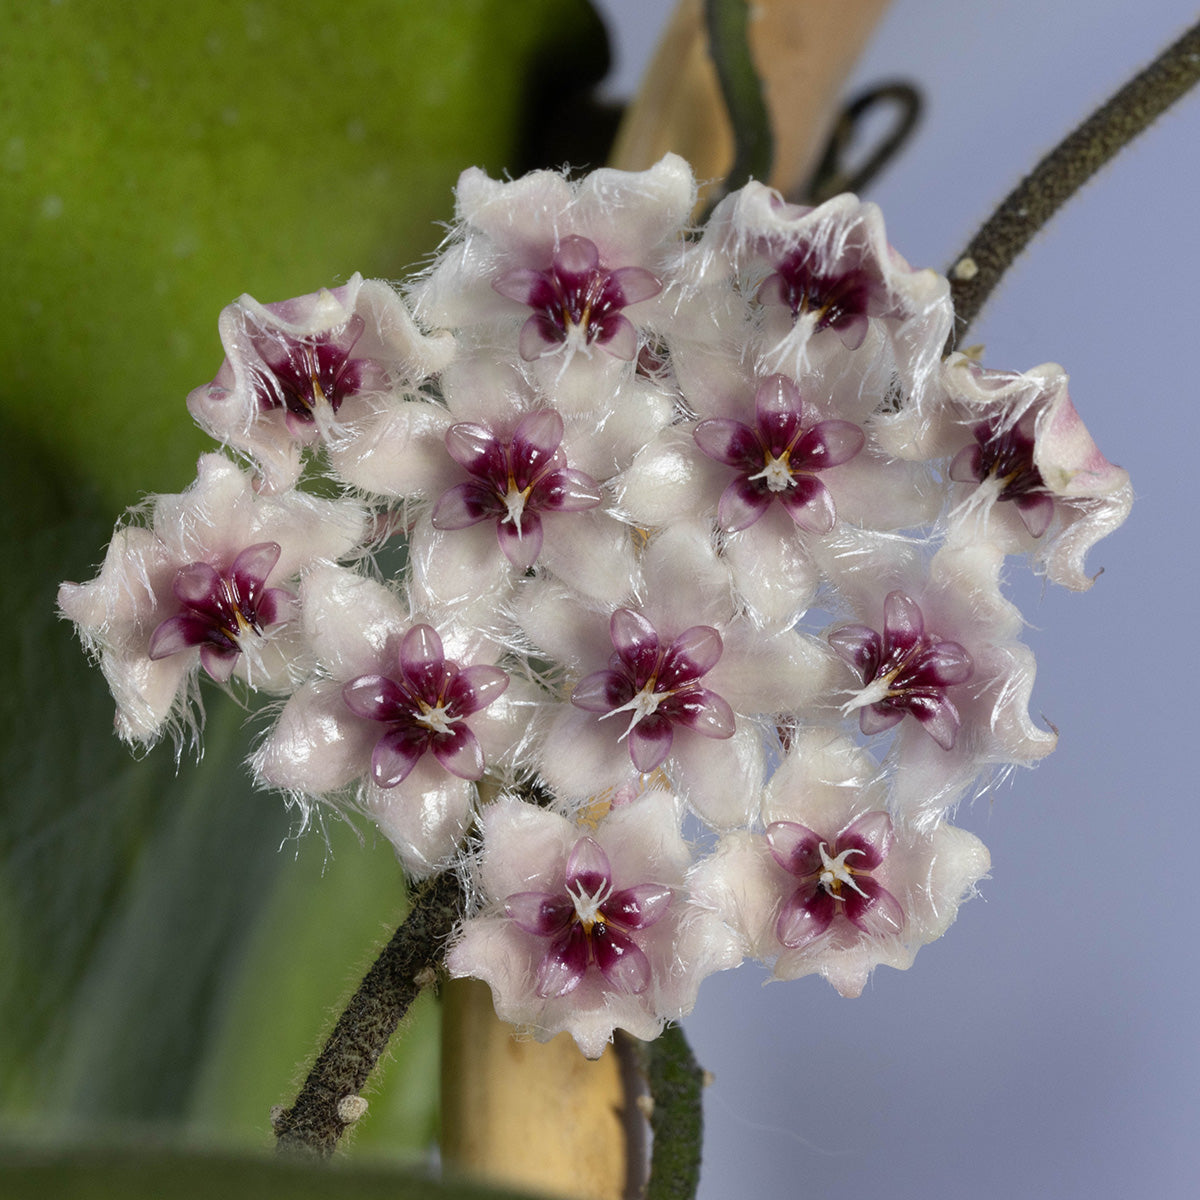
[59,156,1131,1058]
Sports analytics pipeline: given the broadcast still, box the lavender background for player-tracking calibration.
[592,3,1200,1197]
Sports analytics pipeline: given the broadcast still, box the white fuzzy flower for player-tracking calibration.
[446,789,741,1058]
[58,454,367,748]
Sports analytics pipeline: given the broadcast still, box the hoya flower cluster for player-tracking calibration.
[59,155,1131,1059]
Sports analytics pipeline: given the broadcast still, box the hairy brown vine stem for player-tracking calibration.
[948,18,1200,349]
[273,870,462,1159]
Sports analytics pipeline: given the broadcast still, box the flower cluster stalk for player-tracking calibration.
[949,18,1200,347]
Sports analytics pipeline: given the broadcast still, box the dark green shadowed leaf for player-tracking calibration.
[0,1143,548,1200]
[0,438,292,1125]
[186,820,440,1161]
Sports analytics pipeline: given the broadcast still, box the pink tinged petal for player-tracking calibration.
[431,724,485,780]
[342,674,411,723]
[536,924,590,998]
[284,410,316,439]
[566,836,612,896]
[755,375,806,447]
[431,482,496,530]
[718,477,772,532]
[629,713,674,772]
[843,878,905,936]
[765,821,823,877]
[553,234,601,278]
[400,624,449,698]
[504,891,574,936]
[778,475,836,534]
[598,313,638,360]
[1015,492,1056,538]
[858,704,905,736]
[665,687,735,738]
[256,586,297,628]
[756,273,790,309]
[518,316,555,361]
[447,665,509,716]
[148,613,212,660]
[496,511,544,568]
[593,924,652,994]
[200,643,239,682]
[905,692,962,750]
[798,421,865,470]
[535,468,603,512]
[694,419,760,468]
[445,422,504,476]
[920,641,974,687]
[371,725,428,788]
[608,266,662,306]
[610,609,659,678]
[836,811,893,870]
[572,669,631,713]
[776,886,835,949]
[603,884,673,931]
[229,541,282,603]
[511,409,565,479]
[492,267,546,306]
[173,561,223,608]
[828,624,882,675]
[659,625,723,686]
[949,443,983,483]
[884,590,925,647]
[834,312,869,349]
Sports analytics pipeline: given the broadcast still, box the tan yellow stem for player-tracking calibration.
[440,979,631,1200]
[609,0,892,204]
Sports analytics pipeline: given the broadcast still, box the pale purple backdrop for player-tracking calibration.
[592,3,1199,1197]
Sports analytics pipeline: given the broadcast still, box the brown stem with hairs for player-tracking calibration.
[273,870,462,1159]
[949,19,1200,349]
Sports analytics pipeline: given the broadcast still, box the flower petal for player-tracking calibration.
[496,511,544,569]
[778,475,836,534]
[776,885,835,949]
[229,541,282,602]
[371,725,428,788]
[342,673,410,723]
[565,836,612,896]
[836,810,893,870]
[400,624,449,698]
[765,821,823,877]
[694,419,760,468]
[603,884,673,931]
[431,724,486,780]
[593,925,652,994]
[572,669,631,713]
[843,877,905,936]
[628,713,674,772]
[536,925,590,998]
[448,665,509,716]
[504,891,573,936]
[659,625,723,686]
[718,477,772,532]
[431,481,496,530]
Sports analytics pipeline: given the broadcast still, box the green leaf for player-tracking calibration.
[0,0,606,1147]
[0,0,607,506]
[0,1143,551,1200]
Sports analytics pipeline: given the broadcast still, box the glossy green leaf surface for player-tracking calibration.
[0,0,606,504]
